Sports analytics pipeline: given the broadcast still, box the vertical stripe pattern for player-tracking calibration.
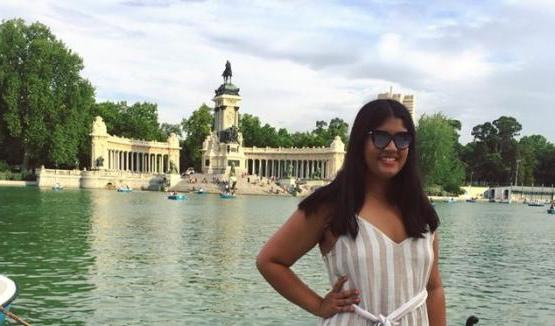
[319,216,434,326]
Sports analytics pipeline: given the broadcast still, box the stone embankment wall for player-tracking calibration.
[37,168,180,190]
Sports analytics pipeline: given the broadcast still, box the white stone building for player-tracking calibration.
[201,65,345,180]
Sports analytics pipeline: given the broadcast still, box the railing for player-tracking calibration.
[39,168,166,178]
[243,146,343,154]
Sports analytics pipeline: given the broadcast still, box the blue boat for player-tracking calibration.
[220,192,236,199]
[0,275,17,324]
[168,194,186,200]
[548,208,555,215]
[117,187,133,192]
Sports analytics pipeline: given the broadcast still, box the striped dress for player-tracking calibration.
[319,216,435,326]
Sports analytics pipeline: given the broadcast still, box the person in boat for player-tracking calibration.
[171,191,177,196]
[256,99,445,325]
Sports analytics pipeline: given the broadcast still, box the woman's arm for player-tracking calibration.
[426,232,446,326]
[256,209,359,318]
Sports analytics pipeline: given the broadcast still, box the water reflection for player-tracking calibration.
[0,187,95,324]
[1,188,554,324]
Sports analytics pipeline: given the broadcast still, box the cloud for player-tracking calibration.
[1,0,553,143]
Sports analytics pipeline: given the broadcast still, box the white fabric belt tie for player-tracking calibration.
[352,289,428,326]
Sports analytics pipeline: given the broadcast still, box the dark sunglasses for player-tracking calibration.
[368,130,412,150]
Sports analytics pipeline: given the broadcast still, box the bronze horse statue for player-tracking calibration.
[222,60,232,83]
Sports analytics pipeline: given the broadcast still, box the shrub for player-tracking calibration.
[0,160,9,172]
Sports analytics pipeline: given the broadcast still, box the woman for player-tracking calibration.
[256,99,446,325]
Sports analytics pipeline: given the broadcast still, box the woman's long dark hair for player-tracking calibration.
[298,99,438,239]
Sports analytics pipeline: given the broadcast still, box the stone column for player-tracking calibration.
[155,154,158,173]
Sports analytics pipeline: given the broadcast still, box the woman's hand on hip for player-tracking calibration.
[317,276,360,318]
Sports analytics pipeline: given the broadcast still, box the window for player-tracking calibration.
[205,159,210,166]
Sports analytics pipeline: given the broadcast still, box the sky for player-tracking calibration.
[1,0,554,144]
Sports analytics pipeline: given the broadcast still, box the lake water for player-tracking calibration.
[1,187,554,325]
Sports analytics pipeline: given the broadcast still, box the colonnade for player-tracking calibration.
[246,158,328,179]
[107,150,170,173]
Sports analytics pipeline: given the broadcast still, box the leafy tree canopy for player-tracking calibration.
[0,19,95,169]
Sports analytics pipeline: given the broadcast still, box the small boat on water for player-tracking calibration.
[220,192,236,199]
[52,183,64,191]
[168,193,186,200]
[117,186,133,192]
[528,201,545,207]
[0,275,17,324]
[548,208,555,214]
[466,198,477,203]
[196,188,207,194]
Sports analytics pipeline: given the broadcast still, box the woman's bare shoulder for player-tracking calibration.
[299,204,338,255]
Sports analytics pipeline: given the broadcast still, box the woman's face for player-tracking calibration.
[364,117,410,181]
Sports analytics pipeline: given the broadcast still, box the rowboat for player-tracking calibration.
[220,192,236,199]
[117,187,133,192]
[528,201,545,207]
[0,275,17,324]
[52,183,64,191]
[168,194,186,200]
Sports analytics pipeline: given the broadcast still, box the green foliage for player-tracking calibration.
[463,115,524,186]
[535,145,555,186]
[417,113,465,194]
[0,170,36,181]
[160,123,182,139]
[239,114,349,148]
[0,19,96,169]
[180,103,213,171]
[518,135,555,186]
[92,101,164,141]
[0,160,9,171]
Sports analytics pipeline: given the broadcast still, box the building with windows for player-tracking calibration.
[377,87,416,122]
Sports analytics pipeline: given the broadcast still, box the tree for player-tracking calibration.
[239,113,263,147]
[463,116,524,185]
[181,103,213,171]
[0,19,95,169]
[535,145,555,186]
[327,117,349,144]
[92,101,165,141]
[520,135,555,186]
[417,113,465,194]
[160,123,182,139]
